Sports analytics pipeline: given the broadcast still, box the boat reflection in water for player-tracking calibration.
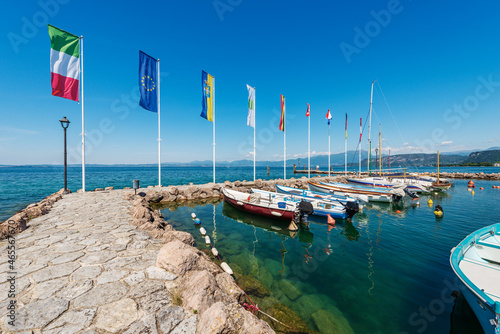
[222,201,314,243]
[222,201,361,243]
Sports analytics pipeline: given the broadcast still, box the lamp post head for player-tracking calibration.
[59,116,70,129]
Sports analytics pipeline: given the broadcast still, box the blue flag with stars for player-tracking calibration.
[139,51,158,113]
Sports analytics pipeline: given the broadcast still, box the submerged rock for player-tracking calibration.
[237,275,270,298]
[311,309,354,334]
[278,279,302,301]
[263,302,310,333]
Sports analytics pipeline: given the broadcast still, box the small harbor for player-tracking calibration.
[2,166,500,333]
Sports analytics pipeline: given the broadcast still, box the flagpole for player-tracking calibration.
[359,117,362,175]
[157,58,161,187]
[308,108,310,179]
[283,99,286,180]
[368,80,376,176]
[253,88,256,182]
[328,122,331,177]
[80,35,85,192]
[344,114,347,176]
[213,77,216,184]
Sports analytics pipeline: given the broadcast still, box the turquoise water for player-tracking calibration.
[160,179,499,333]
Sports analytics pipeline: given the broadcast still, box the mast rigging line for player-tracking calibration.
[348,108,371,166]
[373,82,421,174]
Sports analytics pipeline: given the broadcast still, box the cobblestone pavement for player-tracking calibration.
[0,190,196,333]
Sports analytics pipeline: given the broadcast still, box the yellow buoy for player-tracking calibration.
[471,190,475,195]
[434,210,443,217]
[427,199,433,207]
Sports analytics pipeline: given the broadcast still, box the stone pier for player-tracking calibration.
[0,189,273,333]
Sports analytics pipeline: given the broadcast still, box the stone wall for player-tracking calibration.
[0,188,66,240]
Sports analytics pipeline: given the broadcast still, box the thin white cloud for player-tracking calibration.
[439,141,453,146]
[0,126,39,135]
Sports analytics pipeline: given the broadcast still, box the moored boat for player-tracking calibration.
[346,176,431,193]
[450,223,500,334]
[275,184,362,204]
[308,181,403,203]
[223,188,295,221]
[251,188,358,219]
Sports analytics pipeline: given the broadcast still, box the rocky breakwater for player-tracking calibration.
[422,171,500,181]
[138,176,346,205]
[0,189,66,240]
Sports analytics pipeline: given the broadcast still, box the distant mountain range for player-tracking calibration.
[4,147,500,168]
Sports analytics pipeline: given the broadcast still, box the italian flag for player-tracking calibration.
[48,24,80,102]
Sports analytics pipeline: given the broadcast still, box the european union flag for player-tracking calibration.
[139,51,158,113]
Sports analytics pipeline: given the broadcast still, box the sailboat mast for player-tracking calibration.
[437,150,440,182]
[379,124,382,176]
[368,80,376,176]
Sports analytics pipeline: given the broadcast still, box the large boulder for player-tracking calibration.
[215,272,245,303]
[162,231,195,246]
[197,302,235,333]
[180,270,220,314]
[156,240,201,276]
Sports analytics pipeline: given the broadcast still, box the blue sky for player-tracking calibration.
[1,0,500,165]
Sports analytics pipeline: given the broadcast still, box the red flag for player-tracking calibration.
[360,117,362,142]
[306,103,310,117]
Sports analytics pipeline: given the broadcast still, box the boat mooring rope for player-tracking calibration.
[193,211,306,332]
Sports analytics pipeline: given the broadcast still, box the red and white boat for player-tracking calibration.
[222,188,296,221]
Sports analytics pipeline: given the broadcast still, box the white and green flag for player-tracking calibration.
[246,84,255,128]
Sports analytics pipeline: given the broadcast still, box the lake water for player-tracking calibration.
[2,165,499,333]
[159,178,499,333]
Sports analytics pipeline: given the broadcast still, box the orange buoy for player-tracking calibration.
[468,180,475,188]
[480,187,484,190]
[396,210,401,214]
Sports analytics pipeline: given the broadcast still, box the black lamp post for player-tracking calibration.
[60,117,70,194]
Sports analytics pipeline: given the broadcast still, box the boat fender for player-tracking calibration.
[205,235,211,244]
[327,214,335,226]
[194,218,201,225]
[211,247,218,257]
[237,201,244,206]
[221,262,233,275]
[271,211,283,217]
[191,212,196,219]
[199,227,207,235]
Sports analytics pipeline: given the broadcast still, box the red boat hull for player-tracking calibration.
[223,194,294,221]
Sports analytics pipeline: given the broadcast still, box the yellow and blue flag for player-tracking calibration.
[201,71,214,121]
[139,51,158,113]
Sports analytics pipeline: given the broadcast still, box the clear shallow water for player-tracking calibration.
[160,179,499,333]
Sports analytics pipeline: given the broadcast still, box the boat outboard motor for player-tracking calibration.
[404,187,419,199]
[390,187,406,204]
[298,200,314,223]
[345,201,360,219]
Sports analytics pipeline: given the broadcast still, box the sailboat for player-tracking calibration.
[431,151,452,190]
